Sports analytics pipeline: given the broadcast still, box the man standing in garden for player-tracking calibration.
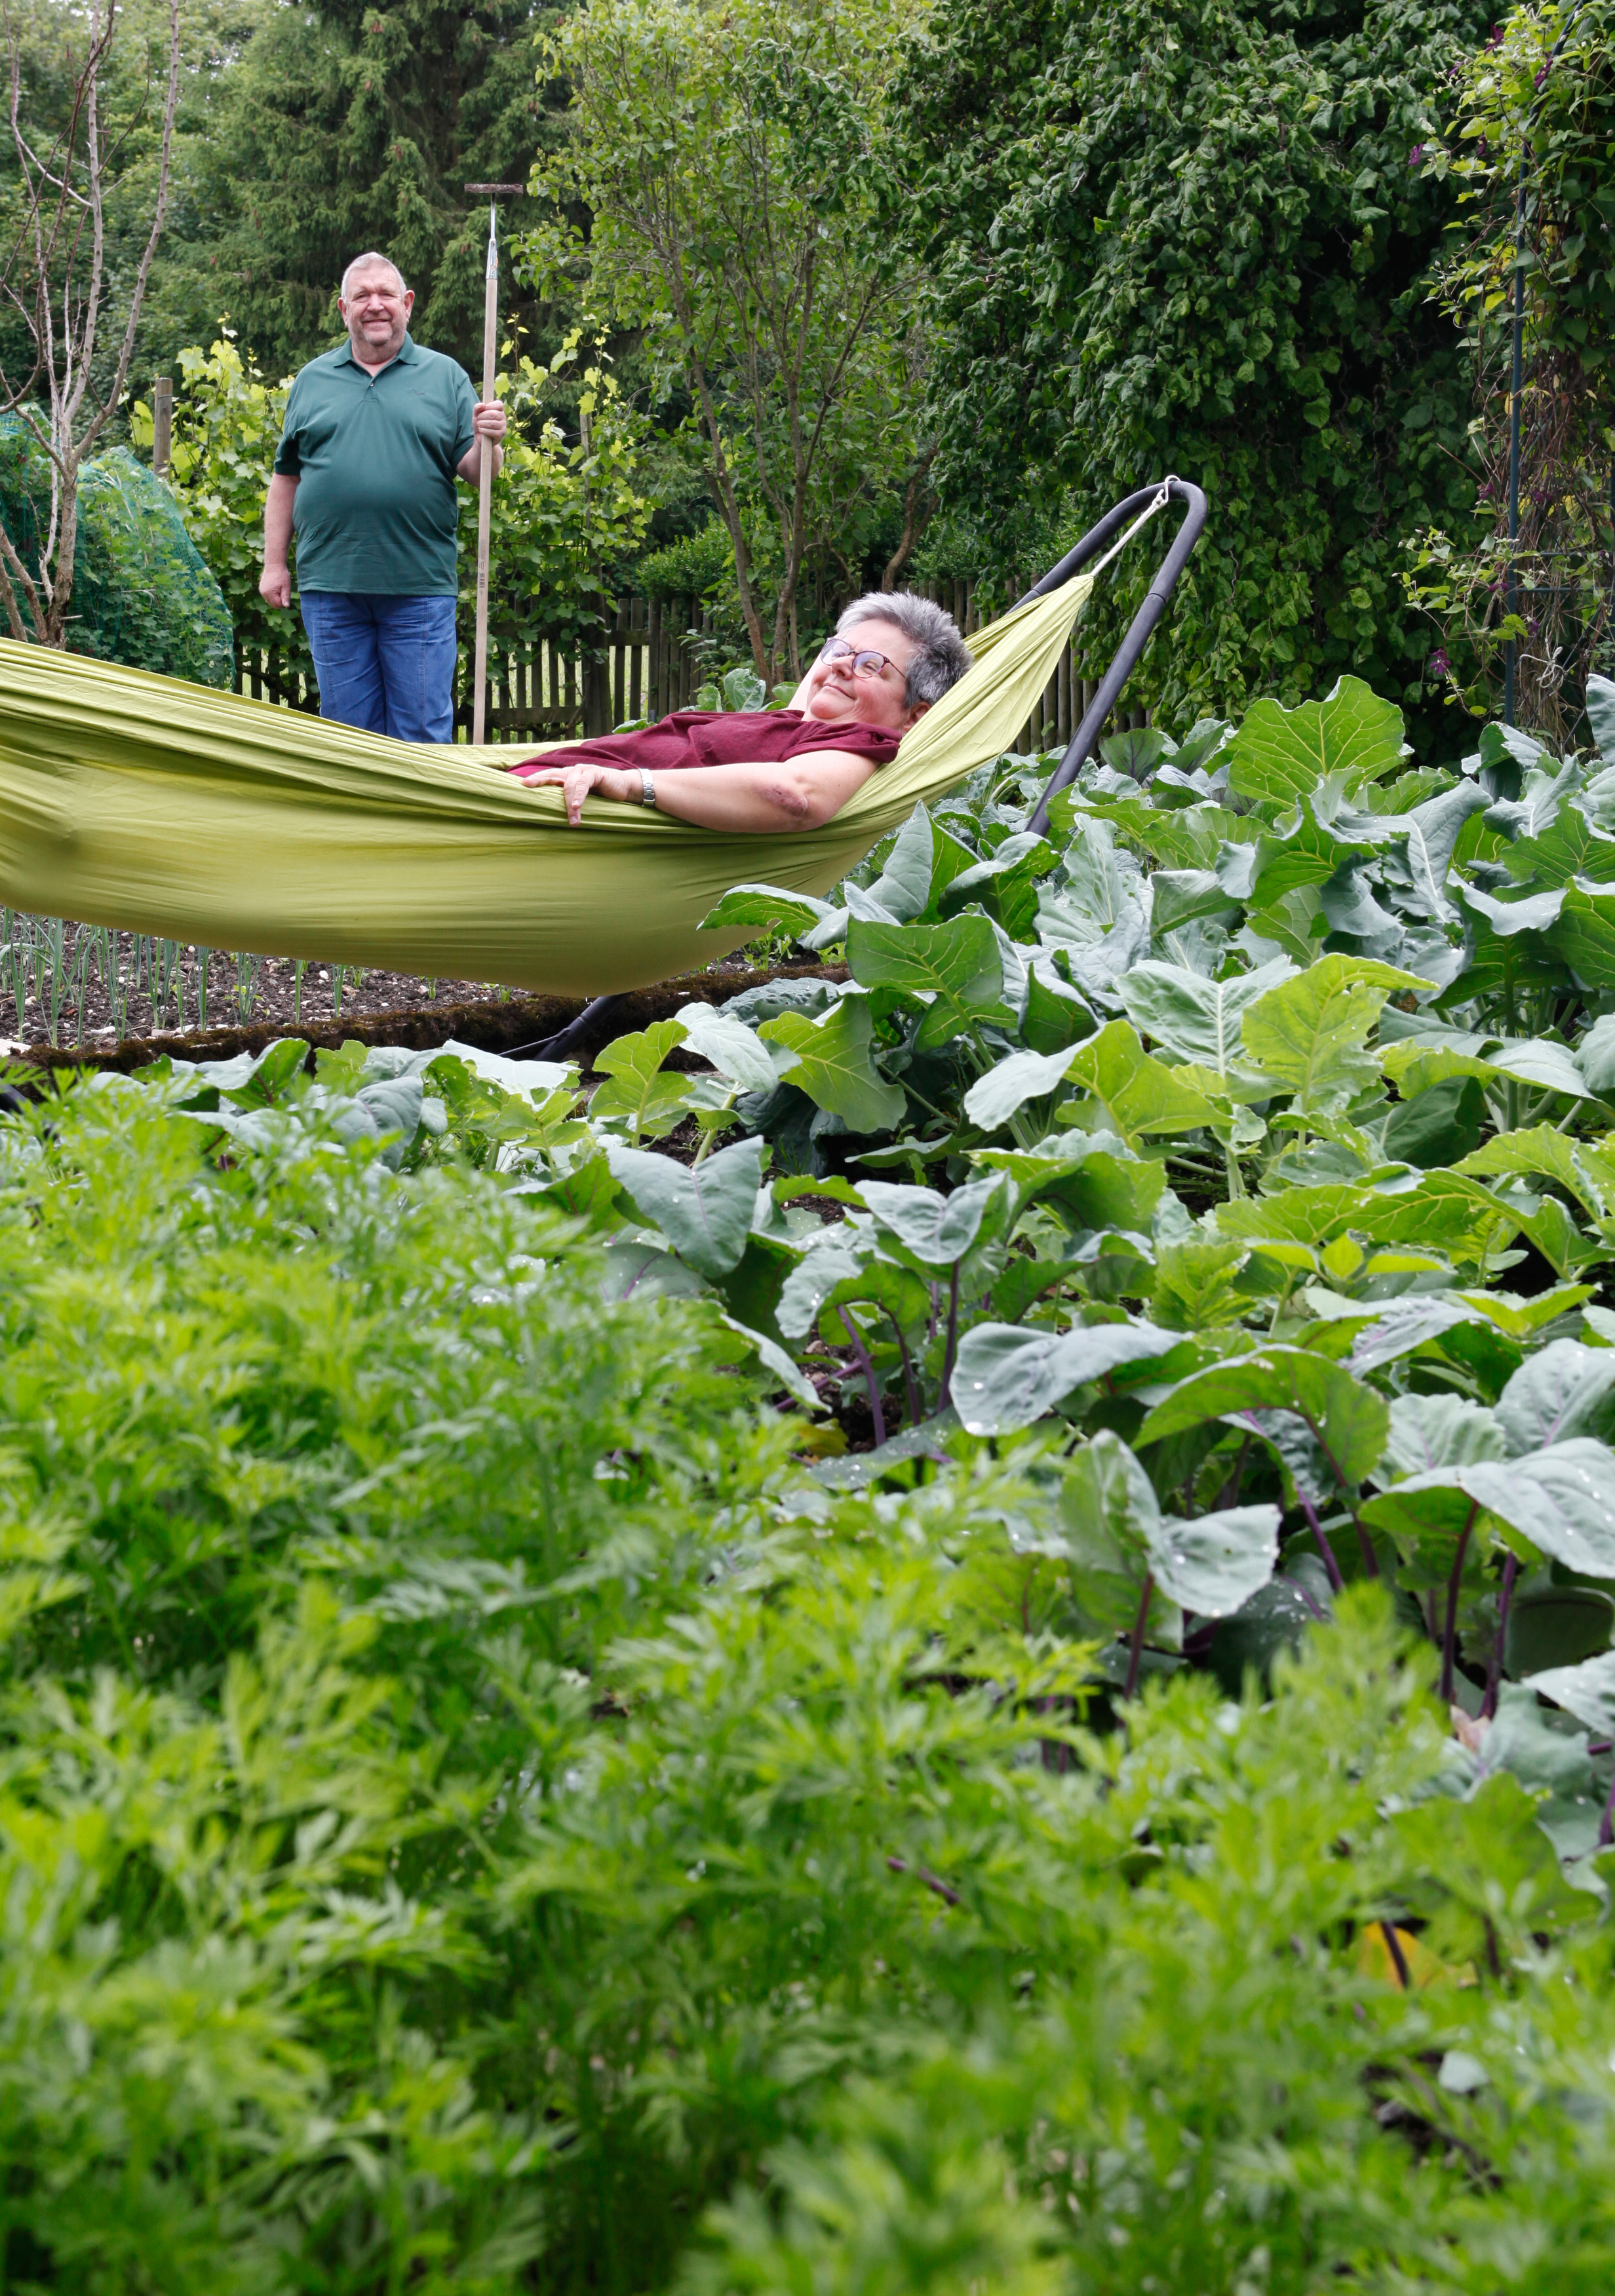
[258,252,506,742]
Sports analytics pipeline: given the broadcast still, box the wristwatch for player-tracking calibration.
[639,767,657,810]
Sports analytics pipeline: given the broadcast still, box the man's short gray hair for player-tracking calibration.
[838,590,972,710]
[341,251,407,302]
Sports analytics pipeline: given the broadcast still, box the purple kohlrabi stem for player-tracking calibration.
[1298,1496,1346,1595]
[1481,1550,1519,1721]
[840,1310,886,1447]
[1600,1765,1615,1852]
[939,1263,962,1407]
[1440,1502,1479,1706]
[1123,1571,1155,1702]
[886,1312,922,1428]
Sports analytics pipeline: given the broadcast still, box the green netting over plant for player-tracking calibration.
[0,413,234,689]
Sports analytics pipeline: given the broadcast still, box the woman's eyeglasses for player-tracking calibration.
[819,635,902,682]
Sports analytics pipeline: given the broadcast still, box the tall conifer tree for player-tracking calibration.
[178,0,569,376]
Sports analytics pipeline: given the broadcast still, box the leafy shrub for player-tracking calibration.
[8,1057,1615,2289]
[22,668,1615,2283]
[0,415,234,687]
[634,518,735,604]
[888,0,1494,741]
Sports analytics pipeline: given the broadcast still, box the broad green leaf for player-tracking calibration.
[1152,1237,1251,1330]
[758,997,906,1133]
[1549,879,1615,987]
[1456,1126,1608,1218]
[1500,804,1615,889]
[940,831,1055,941]
[1022,961,1095,1054]
[963,1046,1078,1130]
[1523,1649,1615,1738]
[1355,1478,1482,1582]
[974,1141,1165,1236]
[1458,1283,1599,1341]
[592,1019,686,1092]
[1470,1681,1595,1803]
[1118,955,1295,1076]
[1239,954,1431,1113]
[859,1176,1004,1272]
[1056,1430,1181,1643]
[1317,856,1401,947]
[1036,818,1152,994]
[1382,782,1489,919]
[1139,1347,1389,1489]
[1454,881,1566,936]
[1059,1019,1224,1143]
[1381,1074,1487,1168]
[865,803,935,921]
[1346,1297,1490,1374]
[1577,1012,1615,1096]
[1148,869,1239,938]
[777,1234,869,1338]
[601,1239,710,1303]
[1382,1035,1586,1102]
[698,883,835,937]
[1216,1183,1376,1251]
[1225,675,1405,807]
[673,1001,779,1094]
[1485,755,1585,843]
[713,1311,820,1409]
[953,1318,1182,1434]
[713,1230,802,1347]
[1376,1394,1508,1480]
[1496,1340,1615,1455]
[1049,815,1146,939]
[604,1134,765,1278]
[1146,1504,1281,1617]
[1361,1442,1615,1578]
[844,913,1013,1050]
[1587,672,1615,763]
[776,1234,929,1350]
[1390,1776,1593,1958]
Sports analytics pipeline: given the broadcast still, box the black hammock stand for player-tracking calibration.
[516,474,1208,1062]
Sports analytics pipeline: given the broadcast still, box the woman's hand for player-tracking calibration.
[516,759,637,824]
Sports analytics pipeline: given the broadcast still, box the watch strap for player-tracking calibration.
[639,766,657,810]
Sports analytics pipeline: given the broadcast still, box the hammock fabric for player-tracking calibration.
[0,572,1092,998]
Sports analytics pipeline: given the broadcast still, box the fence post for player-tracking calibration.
[152,377,173,478]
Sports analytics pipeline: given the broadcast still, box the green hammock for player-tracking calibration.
[0,571,1093,998]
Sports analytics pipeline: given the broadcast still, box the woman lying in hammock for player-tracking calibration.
[509,591,971,831]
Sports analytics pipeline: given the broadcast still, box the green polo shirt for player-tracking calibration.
[273,334,477,597]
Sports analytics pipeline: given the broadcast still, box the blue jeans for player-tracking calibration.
[300,591,457,743]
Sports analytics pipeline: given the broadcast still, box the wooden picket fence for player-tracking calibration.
[236,582,1146,753]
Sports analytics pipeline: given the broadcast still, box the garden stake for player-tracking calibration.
[465,185,522,746]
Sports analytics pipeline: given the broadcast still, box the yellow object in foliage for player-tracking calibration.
[0,574,1093,998]
[1357,1921,1474,1991]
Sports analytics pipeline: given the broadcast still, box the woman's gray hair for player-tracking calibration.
[838,591,972,710]
[341,251,407,301]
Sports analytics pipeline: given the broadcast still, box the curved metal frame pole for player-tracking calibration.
[1023,476,1208,838]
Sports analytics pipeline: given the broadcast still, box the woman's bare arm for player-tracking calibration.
[518,750,878,830]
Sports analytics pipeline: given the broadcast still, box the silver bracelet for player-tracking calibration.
[639,767,657,810]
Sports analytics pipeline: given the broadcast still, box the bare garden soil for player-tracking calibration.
[4,957,846,1079]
